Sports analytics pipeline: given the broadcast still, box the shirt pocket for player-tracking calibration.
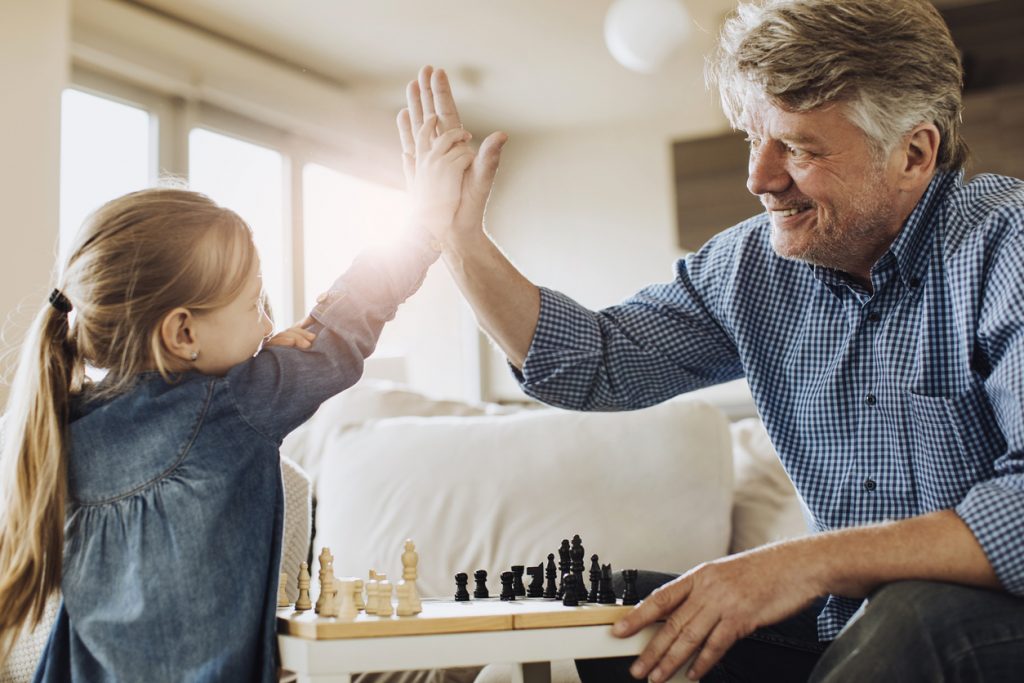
[906,378,1003,508]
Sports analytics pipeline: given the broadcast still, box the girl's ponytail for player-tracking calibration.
[0,293,80,659]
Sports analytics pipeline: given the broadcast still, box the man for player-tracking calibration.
[397,0,1024,680]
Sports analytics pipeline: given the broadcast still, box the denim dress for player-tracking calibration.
[32,238,437,682]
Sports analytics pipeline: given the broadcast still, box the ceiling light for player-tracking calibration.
[604,0,691,73]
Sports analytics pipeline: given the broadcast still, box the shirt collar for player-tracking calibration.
[885,169,959,290]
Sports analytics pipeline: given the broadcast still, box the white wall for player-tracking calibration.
[0,0,70,410]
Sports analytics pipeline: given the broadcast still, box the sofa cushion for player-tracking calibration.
[313,397,734,599]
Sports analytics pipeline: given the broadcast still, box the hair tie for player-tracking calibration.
[49,289,73,314]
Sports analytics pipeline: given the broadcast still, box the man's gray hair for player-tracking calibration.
[707,0,968,171]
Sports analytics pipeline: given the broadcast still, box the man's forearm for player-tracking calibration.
[442,229,541,368]
[804,509,1000,599]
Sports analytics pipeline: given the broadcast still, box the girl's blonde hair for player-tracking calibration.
[0,188,257,658]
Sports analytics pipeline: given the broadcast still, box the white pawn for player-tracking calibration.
[365,573,379,615]
[354,579,366,611]
[377,579,394,617]
[295,562,312,611]
[337,578,358,621]
[277,572,291,608]
[400,539,423,614]
[320,584,340,618]
[396,581,417,617]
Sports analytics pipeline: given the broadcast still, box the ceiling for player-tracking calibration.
[121,0,989,136]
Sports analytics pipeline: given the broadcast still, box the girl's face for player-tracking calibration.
[191,266,274,375]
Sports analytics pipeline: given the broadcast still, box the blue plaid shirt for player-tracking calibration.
[516,170,1024,640]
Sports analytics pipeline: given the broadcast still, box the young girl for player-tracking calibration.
[0,115,473,681]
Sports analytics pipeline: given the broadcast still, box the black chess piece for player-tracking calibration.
[454,572,470,601]
[557,539,570,599]
[570,535,587,602]
[526,563,544,598]
[588,554,601,602]
[511,565,526,597]
[473,569,489,599]
[599,564,617,604]
[562,573,580,607]
[622,569,640,606]
[499,571,516,601]
[544,553,557,599]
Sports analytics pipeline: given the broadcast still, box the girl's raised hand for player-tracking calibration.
[264,316,316,350]
[399,111,475,241]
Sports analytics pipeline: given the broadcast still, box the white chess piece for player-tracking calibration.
[377,580,394,617]
[277,572,290,608]
[337,578,358,621]
[319,583,340,618]
[354,578,366,611]
[316,548,335,614]
[365,572,379,615]
[401,539,423,614]
[396,581,417,617]
[295,562,312,611]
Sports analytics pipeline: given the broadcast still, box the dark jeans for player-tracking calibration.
[576,573,1024,682]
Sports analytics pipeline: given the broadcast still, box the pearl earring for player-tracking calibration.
[190,351,199,361]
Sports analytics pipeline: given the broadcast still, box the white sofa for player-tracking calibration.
[278,380,808,682]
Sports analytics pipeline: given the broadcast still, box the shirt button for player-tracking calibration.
[865,393,877,406]
[866,311,881,323]
[864,478,877,492]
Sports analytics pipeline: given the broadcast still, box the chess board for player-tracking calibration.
[277,598,634,640]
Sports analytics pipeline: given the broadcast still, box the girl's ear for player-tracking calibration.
[160,307,199,362]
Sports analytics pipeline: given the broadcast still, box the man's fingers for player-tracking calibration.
[613,575,690,638]
[406,80,424,132]
[685,622,738,681]
[431,68,463,133]
[416,115,439,157]
[629,600,707,680]
[397,109,416,186]
[418,65,436,123]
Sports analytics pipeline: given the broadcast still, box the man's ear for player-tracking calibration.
[160,307,199,361]
[896,122,940,192]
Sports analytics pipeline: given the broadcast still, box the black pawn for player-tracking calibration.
[474,569,489,599]
[557,539,570,599]
[562,573,580,607]
[599,564,616,604]
[571,535,587,602]
[511,565,526,597]
[622,569,640,606]
[499,571,516,601]
[526,563,544,598]
[588,554,601,602]
[544,554,557,599]
[454,572,470,602]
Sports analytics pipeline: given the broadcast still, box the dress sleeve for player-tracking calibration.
[225,235,439,443]
[515,233,745,411]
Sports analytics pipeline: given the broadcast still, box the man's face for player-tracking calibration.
[742,97,904,275]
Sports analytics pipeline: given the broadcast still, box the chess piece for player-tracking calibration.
[354,579,366,611]
[320,582,340,618]
[401,539,423,614]
[622,569,640,606]
[277,572,290,608]
[562,573,579,607]
[295,562,312,611]
[557,539,570,599]
[377,580,394,617]
[454,572,471,601]
[396,582,417,616]
[365,571,380,615]
[473,570,489,599]
[337,578,358,620]
[316,548,335,614]
[544,554,557,599]
[526,563,544,598]
[599,564,617,604]
[511,565,526,597]
[571,535,587,602]
[588,554,601,603]
[499,571,516,601]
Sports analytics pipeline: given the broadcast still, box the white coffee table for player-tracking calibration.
[277,598,692,683]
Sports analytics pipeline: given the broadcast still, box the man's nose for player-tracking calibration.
[747,145,791,197]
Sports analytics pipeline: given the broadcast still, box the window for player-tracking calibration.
[59,89,153,263]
